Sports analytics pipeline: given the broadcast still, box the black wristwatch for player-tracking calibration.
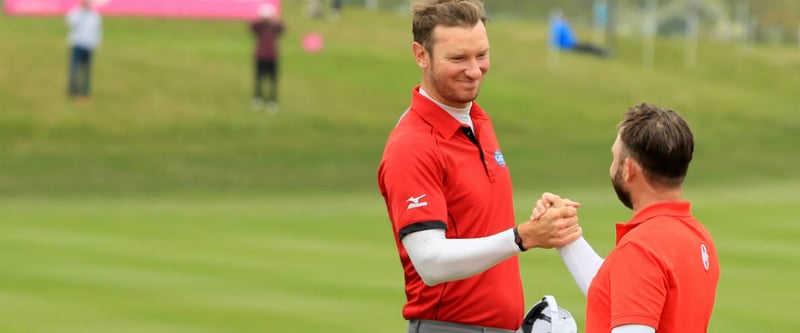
[513,226,528,252]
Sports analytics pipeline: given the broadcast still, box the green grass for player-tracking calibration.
[1,2,800,332]
[1,4,799,195]
[1,185,799,332]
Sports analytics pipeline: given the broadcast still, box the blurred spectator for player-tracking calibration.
[330,0,343,21]
[66,0,102,100]
[250,4,284,113]
[307,0,323,19]
[549,9,611,58]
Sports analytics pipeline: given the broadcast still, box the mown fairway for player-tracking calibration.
[2,187,799,332]
[1,2,799,332]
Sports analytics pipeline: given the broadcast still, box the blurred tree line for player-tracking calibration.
[340,0,799,44]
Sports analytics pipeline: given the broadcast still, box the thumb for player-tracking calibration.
[558,206,577,218]
[562,198,581,208]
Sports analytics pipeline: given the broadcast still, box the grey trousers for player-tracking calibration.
[407,319,521,333]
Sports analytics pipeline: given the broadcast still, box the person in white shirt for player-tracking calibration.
[66,0,102,100]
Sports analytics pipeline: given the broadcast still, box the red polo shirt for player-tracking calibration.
[586,201,720,333]
[377,86,523,330]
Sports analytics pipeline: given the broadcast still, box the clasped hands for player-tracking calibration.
[516,192,582,249]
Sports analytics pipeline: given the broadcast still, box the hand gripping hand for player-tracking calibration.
[530,192,581,222]
[517,204,581,249]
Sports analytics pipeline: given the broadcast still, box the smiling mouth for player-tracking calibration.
[462,84,480,91]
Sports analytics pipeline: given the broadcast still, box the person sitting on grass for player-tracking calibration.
[549,9,611,58]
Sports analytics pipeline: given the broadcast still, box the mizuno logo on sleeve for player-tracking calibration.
[406,194,428,209]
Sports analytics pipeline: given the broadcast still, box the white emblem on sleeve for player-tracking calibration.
[406,194,428,209]
[700,243,710,270]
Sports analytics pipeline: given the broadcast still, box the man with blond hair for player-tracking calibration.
[378,1,581,332]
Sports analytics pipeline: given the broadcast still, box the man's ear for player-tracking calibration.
[623,157,641,182]
[412,42,428,69]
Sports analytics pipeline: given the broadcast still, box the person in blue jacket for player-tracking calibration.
[550,9,611,58]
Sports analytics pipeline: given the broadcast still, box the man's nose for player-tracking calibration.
[464,59,483,79]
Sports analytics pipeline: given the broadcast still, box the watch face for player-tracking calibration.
[513,228,526,251]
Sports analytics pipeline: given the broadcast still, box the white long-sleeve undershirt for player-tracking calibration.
[557,236,605,296]
[401,228,520,286]
[558,238,654,333]
[613,325,656,333]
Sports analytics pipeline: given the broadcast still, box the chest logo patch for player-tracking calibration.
[406,194,428,209]
[494,149,506,167]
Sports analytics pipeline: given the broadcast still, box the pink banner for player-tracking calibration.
[4,0,281,20]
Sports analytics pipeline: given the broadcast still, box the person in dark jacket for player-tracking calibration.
[250,4,284,113]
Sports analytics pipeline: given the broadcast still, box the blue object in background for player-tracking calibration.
[550,15,576,50]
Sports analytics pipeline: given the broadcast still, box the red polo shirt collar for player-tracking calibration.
[409,85,489,139]
[615,201,692,244]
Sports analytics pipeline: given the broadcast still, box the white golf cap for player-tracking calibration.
[258,3,276,18]
[521,295,578,333]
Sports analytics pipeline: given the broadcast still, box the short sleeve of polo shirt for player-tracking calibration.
[379,133,448,239]
[608,242,668,329]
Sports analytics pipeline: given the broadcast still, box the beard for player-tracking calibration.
[611,167,633,210]
[427,65,480,106]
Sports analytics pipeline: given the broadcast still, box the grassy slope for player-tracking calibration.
[1,4,798,196]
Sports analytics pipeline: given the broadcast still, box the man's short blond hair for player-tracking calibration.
[411,0,486,53]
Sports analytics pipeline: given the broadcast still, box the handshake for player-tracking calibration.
[516,194,584,333]
[516,192,582,250]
